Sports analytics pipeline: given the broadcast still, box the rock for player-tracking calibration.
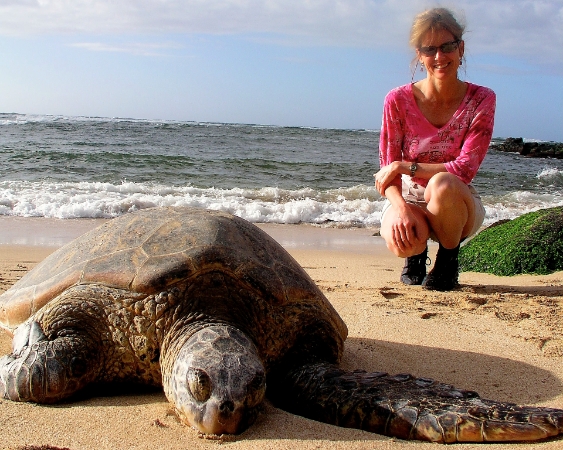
[523,141,563,158]
[459,207,563,276]
[493,137,524,153]
[493,137,563,159]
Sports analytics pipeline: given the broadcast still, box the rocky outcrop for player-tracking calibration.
[492,137,563,158]
[459,207,563,276]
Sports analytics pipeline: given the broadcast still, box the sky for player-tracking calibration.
[0,0,562,141]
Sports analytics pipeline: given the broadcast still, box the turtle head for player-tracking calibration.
[168,325,266,435]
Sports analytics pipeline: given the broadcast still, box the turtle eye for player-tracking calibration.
[250,372,265,391]
[187,368,212,403]
[246,371,266,406]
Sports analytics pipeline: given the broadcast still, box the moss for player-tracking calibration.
[459,207,563,276]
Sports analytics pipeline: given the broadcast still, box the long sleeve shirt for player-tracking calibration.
[378,82,496,191]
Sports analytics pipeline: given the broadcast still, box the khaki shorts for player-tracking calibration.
[380,182,486,241]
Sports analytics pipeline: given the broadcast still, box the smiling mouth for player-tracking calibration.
[434,63,450,69]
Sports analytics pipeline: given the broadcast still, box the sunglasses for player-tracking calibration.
[418,40,461,57]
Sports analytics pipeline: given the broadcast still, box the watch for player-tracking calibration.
[410,162,418,178]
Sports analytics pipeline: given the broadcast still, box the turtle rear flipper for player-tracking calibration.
[270,362,563,443]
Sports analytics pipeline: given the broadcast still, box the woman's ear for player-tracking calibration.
[415,49,423,65]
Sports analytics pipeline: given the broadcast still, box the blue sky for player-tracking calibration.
[0,0,562,141]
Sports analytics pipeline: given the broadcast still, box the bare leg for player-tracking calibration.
[421,173,476,291]
[424,172,475,248]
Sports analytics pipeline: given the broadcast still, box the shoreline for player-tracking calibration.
[0,215,390,253]
[2,217,563,449]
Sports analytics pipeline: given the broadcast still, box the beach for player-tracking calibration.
[1,218,563,449]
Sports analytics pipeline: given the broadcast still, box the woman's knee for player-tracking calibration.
[425,173,463,201]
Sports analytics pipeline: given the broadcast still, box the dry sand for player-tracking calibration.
[1,219,563,449]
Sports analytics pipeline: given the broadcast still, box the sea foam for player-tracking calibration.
[0,180,383,226]
[2,179,563,228]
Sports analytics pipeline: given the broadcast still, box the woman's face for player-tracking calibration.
[417,28,464,81]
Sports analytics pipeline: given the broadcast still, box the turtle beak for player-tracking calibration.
[180,365,266,435]
[179,396,261,435]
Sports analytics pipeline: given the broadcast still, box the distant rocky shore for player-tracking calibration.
[492,137,563,158]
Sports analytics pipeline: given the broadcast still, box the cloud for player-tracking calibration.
[70,41,185,57]
[0,0,394,40]
[0,0,561,68]
[464,1,563,53]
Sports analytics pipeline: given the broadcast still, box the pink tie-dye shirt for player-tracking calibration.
[379,82,496,192]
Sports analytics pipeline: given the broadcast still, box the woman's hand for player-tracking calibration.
[390,207,421,253]
[374,161,402,196]
[379,184,430,257]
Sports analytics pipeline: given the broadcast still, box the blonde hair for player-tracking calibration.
[409,7,465,49]
[409,8,466,78]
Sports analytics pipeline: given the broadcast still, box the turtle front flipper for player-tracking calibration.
[269,363,563,443]
[0,295,106,403]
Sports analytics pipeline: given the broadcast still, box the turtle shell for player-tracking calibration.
[0,207,346,340]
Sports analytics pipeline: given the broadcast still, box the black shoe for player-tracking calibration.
[423,243,460,291]
[400,247,428,285]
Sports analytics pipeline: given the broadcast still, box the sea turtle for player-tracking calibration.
[1,206,563,443]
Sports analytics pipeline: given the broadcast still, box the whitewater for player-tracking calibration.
[1,113,563,228]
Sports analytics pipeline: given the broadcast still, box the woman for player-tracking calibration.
[374,7,495,291]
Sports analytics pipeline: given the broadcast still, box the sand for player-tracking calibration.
[1,218,563,449]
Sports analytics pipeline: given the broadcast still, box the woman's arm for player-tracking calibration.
[444,88,496,184]
[375,160,447,195]
[377,90,404,193]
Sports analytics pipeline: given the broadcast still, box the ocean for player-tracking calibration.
[1,113,563,229]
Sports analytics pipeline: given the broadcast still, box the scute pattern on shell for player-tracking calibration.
[0,207,344,338]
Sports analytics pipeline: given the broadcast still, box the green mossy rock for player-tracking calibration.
[459,207,563,276]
